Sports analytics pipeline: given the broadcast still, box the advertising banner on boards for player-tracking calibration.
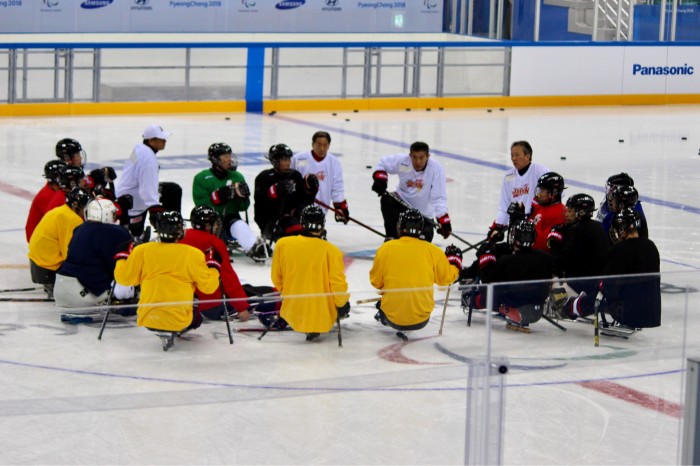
[0,0,443,34]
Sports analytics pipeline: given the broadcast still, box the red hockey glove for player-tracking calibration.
[333,200,350,224]
[114,241,134,261]
[371,170,388,196]
[444,244,463,270]
[437,213,452,239]
[205,247,222,272]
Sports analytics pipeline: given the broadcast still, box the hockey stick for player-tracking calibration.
[97,281,118,341]
[594,313,600,347]
[438,285,451,336]
[0,286,42,293]
[336,313,343,348]
[314,199,387,239]
[0,297,54,302]
[219,280,234,345]
[542,314,567,332]
[257,314,282,341]
[356,297,381,305]
[460,238,489,255]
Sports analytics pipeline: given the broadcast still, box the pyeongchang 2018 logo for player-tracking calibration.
[322,0,341,11]
[80,0,113,9]
[132,0,152,10]
[276,0,305,10]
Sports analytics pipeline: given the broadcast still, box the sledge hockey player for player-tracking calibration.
[44,164,88,212]
[291,131,350,224]
[271,205,350,342]
[486,141,550,243]
[370,209,461,339]
[371,141,451,242]
[600,208,661,328]
[253,143,319,244]
[192,142,267,262]
[529,172,566,252]
[113,211,220,350]
[486,220,553,329]
[601,184,649,240]
[115,124,183,241]
[55,137,120,201]
[25,160,65,242]
[595,172,646,224]
[548,193,609,320]
[180,206,251,322]
[27,187,90,299]
[54,198,134,310]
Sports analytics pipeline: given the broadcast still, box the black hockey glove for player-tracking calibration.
[371,170,388,196]
[337,301,351,319]
[304,174,320,194]
[507,202,526,224]
[148,205,164,229]
[333,200,350,224]
[116,194,133,211]
[476,242,497,270]
[487,222,507,242]
[444,244,463,270]
[234,181,251,200]
[211,185,233,205]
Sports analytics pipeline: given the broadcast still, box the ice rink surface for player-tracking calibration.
[1,106,699,464]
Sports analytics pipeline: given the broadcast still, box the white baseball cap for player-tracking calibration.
[142,124,172,140]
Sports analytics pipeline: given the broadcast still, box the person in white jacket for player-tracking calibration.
[370,141,451,242]
[486,140,549,242]
[291,131,350,224]
[115,124,182,240]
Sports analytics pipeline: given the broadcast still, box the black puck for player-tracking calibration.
[487,109,492,113]
[345,119,350,122]
[269,111,276,116]
[682,136,687,140]
[332,113,337,116]
[353,109,359,113]
[618,139,624,143]
[224,117,230,120]
[365,165,372,169]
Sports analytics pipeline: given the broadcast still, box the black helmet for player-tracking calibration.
[537,172,565,199]
[208,142,237,171]
[58,165,85,191]
[605,172,634,207]
[190,205,222,236]
[566,193,596,220]
[397,209,424,238]
[267,144,293,170]
[509,220,536,249]
[44,160,66,184]
[157,211,184,243]
[300,205,325,234]
[610,208,641,244]
[65,187,91,211]
[611,185,639,210]
[55,138,85,165]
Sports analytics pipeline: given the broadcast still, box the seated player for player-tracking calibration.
[25,160,65,242]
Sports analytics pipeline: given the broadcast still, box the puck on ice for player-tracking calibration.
[560,156,567,160]
[365,165,372,169]
[619,139,624,143]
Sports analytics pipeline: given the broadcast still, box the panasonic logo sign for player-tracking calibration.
[632,63,694,76]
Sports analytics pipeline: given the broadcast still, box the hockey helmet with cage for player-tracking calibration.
[610,184,639,210]
[157,211,185,243]
[85,197,118,224]
[267,144,293,170]
[610,208,642,244]
[208,142,238,171]
[300,205,325,234]
[536,172,565,201]
[190,205,222,236]
[58,165,85,191]
[509,220,537,249]
[566,193,596,220]
[55,138,86,166]
[65,187,91,211]
[397,209,424,238]
[44,160,66,184]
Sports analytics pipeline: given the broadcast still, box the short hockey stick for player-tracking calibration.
[356,297,381,305]
[220,280,234,345]
[97,282,118,341]
[0,297,53,302]
[0,286,42,293]
[438,285,451,335]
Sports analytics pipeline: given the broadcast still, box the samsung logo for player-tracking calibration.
[276,0,305,10]
[80,0,113,8]
[632,63,694,76]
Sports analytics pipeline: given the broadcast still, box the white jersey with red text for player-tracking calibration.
[375,153,448,218]
[495,162,550,226]
[291,150,345,213]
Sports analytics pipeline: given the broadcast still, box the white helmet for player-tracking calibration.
[85,197,118,224]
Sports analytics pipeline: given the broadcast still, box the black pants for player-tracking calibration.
[380,195,434,242]
[30,260,56,285]
[375,308,429,331]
